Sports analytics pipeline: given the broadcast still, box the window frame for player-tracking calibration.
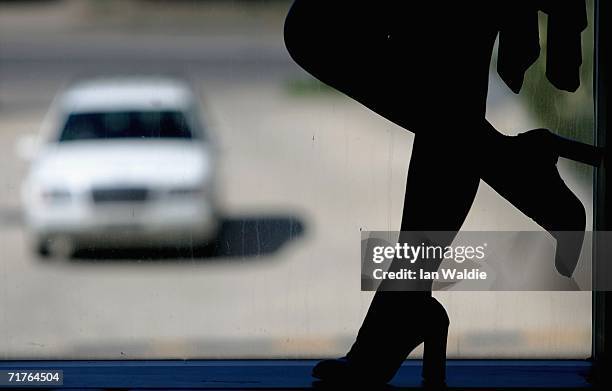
[593,0,611,387]
[0,1,607,388]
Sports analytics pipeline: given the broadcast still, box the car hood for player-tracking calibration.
[28,140,213,189]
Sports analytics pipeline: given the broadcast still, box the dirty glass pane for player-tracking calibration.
[0,1,592,359]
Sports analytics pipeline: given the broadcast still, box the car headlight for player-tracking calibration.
[41,188,72,203]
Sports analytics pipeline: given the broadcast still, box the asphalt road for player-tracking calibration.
[0,1,593,359]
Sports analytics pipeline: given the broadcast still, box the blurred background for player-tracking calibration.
[0,0,594,359]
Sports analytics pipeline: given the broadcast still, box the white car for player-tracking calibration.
[21,78,219,256]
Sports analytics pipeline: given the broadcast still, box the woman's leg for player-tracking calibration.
[346,133,481,383]
[284,0,495,382]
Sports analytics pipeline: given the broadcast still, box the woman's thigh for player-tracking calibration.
[284,1,496,135]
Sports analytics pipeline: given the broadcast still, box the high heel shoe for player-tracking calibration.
[312,295,449,387]
[481,127,603,278]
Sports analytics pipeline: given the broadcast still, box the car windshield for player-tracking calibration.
[58,111,194,142]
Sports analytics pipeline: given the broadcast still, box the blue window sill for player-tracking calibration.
[0,359,592,389]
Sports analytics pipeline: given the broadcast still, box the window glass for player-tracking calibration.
[0,0,593,359]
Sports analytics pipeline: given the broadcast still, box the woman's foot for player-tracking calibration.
[312,356,352,382]
[481,127,602,278]
[312,297,449,386]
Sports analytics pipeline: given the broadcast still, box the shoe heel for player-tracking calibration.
[552,133,603,167]
[421,299,449,387]
[422,325,448,388]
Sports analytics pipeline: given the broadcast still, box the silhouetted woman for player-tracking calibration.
[284,1,599,387]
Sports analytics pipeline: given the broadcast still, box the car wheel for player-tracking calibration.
[36,239,51,258]
[35,235,75,259]
[199,239,218,257]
